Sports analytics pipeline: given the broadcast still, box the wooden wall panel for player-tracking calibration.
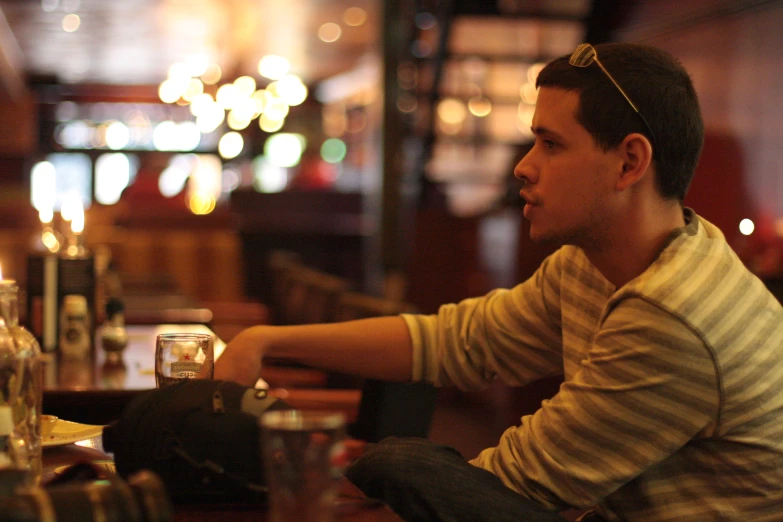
[0,94,36,158]
[0,226,245,307]
[618,0,783,274]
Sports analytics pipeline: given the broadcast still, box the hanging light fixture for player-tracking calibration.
[158,55,310,156]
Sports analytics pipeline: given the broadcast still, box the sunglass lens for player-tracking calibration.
[570,43,595,67]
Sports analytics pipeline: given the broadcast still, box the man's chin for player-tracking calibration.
[528,227,553,245]
[528,227,568,248]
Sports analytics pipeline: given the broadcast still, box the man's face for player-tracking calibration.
[515,87,621,250]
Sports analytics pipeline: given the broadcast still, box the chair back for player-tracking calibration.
[278,264,352,325]
[203,300,270,342]
[267,250,303,325]
[334,291,418,322]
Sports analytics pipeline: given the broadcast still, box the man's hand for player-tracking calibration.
[215,326,266,386]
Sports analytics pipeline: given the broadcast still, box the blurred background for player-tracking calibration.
[0,0,782,315]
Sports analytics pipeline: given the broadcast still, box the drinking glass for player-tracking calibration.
[260,410,347,522]
[154,333,214,388]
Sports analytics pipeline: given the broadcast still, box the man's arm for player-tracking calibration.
[214,316,414,387]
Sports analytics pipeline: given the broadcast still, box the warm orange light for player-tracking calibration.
[188,193,216,215]
[318,23,342,43]
[343,7,368,27]
[0,263,12,283]
[467,96,492,117]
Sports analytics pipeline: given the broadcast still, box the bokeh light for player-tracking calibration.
[95,153,133,205]
[258,55,290,80]
[277,75,308,106]
[320,138,347,164]
[343,7,368,26]
[158,80,182,104]
[739,219,755,236]
[218,132,244,159]
[158,155,192,198]
[467,96,492,117]
[253,156,288,193]
[30,161,57,212]
[62,14,80,32]
[188,193,216,215]
[259,115,285,133]
[201,63,222,85]
[318,22,342,43]
[233,76,257,98]
[437,98,467,125]
[105,121,130,150]
[264,133,306,168]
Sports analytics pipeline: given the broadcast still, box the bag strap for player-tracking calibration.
[167,434,269,495]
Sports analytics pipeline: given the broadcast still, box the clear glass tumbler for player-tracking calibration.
[260,410,347,522]
[154,333,214,388]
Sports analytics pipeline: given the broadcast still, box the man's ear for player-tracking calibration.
[616,133,654,192]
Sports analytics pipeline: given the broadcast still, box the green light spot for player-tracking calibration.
[320,138,346,164]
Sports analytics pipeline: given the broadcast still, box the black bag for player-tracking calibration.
[102,379,290,504]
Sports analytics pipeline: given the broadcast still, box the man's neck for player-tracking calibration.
[585,202,686,289]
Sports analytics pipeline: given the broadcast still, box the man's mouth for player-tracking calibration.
[520,192,539,219]
[520,191,537,206]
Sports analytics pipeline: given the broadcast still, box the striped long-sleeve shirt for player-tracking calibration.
[402,209,783,521]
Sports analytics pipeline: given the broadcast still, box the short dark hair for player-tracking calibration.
[536,43,704,201]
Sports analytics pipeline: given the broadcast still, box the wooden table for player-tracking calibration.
[41,324,227,425]
[43,324,361,426]
[41,436,403,522]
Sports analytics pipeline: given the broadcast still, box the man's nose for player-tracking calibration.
[513,153,534,183]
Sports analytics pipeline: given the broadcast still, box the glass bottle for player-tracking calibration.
[0,280,43,484]
[0,406,15,468]
[59,295,91,360]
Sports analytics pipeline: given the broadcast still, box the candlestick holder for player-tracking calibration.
[26,220,62,352]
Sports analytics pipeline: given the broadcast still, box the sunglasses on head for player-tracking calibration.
[569,43,657,152]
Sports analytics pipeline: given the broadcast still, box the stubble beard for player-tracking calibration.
[527,207,609,252]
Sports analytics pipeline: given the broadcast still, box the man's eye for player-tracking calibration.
[543,139,556,149]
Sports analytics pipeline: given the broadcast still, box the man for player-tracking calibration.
[216,43,783,521]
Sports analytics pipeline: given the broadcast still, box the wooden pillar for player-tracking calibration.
[378,0,417,279]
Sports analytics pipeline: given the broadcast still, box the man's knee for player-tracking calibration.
[346,437,464,488]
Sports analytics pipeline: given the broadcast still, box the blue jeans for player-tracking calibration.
[345,437,569,522]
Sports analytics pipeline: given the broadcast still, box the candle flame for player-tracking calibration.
[0,263,16,285]
[39,208,54,224]
[71,200,85,234]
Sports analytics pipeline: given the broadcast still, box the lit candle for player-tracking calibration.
[0,262,15,285]
[39,207,54,226]
[71,199,85,235]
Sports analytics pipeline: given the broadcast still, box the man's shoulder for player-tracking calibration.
[620,214,776,320]
[634,238,730,291]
